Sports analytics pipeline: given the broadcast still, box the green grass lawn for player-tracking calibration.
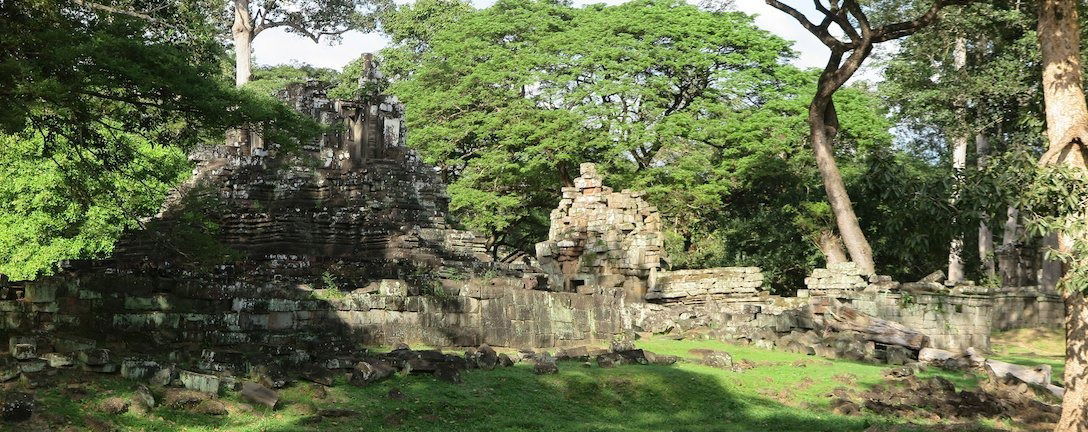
[989,327,1065,385]
[22,333,1062,432]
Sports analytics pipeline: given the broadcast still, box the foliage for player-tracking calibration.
[246,64,341,97]
[224,0,390,44]
[384,0,942,289]
[0,133,189,280]
[969,150,1088,292]
[0,0,322,279]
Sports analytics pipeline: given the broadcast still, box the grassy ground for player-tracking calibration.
[15,331,1063,432]
[989,327,1065,385]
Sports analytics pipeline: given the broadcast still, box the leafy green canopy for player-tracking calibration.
[384,0,940,289]
[0,0,321,280]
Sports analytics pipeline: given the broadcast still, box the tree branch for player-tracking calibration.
[764,0,846,50]
[74,0,156,21]
[874,0,970,43]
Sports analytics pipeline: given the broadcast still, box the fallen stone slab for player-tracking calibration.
[44,353,75,368]
[301,364,336,387]
[434,363,462,383]
[178,370,221,395]
[918,347,956,363]
[350,360,395,387]
[533,355,558,375]
[120,359,161,381]
[79,348,110,366]
[18,359,47,374]
[985,359,1052,388]
[241,381,279,409]
[11,344,37,361]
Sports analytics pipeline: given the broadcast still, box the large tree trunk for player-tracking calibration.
[947,38,968,284]
[946,133,968,282]
[999,206,1020,284]
[1060,291,1088,431]
[818,230,848,265]
[232,0,253,87]
[1037,0,1088,429]
[977,134,996,278]
[810,50,876,275]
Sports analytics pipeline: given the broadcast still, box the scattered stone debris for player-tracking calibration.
[689,349,733,369]
[533,354,559,375]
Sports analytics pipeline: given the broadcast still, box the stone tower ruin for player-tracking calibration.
[535,163,665,299]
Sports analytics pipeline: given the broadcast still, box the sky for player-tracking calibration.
[251,0,831,71]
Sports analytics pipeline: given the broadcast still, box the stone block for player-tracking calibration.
[24,284,58,303]
[179,370,221,394]
[44,353,74,368]
[121,359,161,380]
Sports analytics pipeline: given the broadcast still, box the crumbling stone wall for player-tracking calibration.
[802,265,1063,351]
[0,274,629,353]
[535,163,664,298]
[645,267,765,304]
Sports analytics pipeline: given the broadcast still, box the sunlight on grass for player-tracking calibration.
[23,332,1066,431]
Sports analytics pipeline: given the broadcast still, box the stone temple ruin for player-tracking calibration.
[0,66,1065,395]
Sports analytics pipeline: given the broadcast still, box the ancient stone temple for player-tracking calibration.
[535,163,664,299]
[0,64,1068,396]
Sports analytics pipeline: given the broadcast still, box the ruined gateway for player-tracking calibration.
[0,75,1065,390]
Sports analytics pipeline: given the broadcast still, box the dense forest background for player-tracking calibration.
[0,0,1060,292]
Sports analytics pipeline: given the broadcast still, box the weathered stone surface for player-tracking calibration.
[476,344,498,370]
[178,370,220,394]
[533,355,559,375]
[120,359,161,381]
[697,350,733,369]
[18,359,46,373]
[536,163,663,298]
[241,381,279,409]
[11,343,36,360]
[133,385,156,410]
[349,361,395,386]
[44,353,74,368]
[300,365,336,387]
[79,349,110,366]
[433,363,462,383]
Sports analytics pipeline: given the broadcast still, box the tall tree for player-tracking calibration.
[388,0,949,290]
[229,0,387,86]
[1036,0,1088,428]
[947,37,969,283]
[766,0,968,274]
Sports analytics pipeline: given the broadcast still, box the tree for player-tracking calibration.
[881,2,1046,285]
[1036,0,1088,428]
[378,0,473,81]
[0,0,320,279]
[387,0,799,254]
[766,0,968,274]
[387,0,948,289]
[228,0,388,86]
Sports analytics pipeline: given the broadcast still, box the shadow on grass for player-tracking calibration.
[240,363,940,432]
